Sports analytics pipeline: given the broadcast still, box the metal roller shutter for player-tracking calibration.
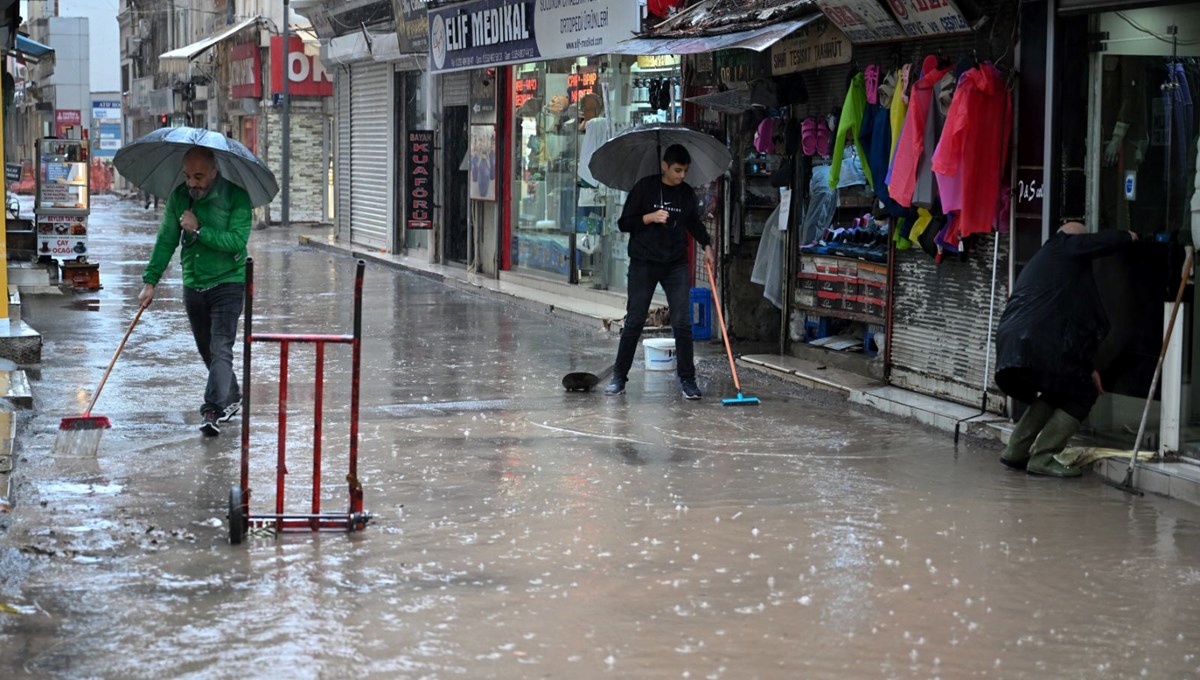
[335,71,352,240]
[349,62,391,249]
[442,71,470,106]
[888,234,1009,412]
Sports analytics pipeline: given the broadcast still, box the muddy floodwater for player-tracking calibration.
[2,196,1200,678]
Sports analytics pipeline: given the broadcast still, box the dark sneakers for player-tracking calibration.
[604,377,627,396]
[218,400,241,424]
[200,410,220,437]
[680,379,702,400]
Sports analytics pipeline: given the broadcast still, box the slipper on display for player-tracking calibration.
[801,117,817,156]
[865,64,880,105]
[899,64,913,103]
[937,73,955,114]
[815,118,832,156]
[754,117,776,154]
[878,70,897,107]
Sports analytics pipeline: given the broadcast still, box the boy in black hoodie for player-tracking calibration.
[606,144,714,399]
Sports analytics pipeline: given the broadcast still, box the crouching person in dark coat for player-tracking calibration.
[993,221,1138,477]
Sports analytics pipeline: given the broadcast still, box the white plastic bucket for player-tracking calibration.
[643,338,677,372]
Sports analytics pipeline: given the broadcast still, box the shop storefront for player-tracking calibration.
[508,53,682,290]
[426,0,642,282]
[1024,1,1200,454]
[661,0,1020,410]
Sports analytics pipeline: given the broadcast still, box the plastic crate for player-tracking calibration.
[690,287,713,340]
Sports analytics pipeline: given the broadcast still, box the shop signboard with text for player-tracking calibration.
[770,17,851,75]
[231,42,262,99]
[392,0,429,53]
[406,131,435,229]
[883,0,971,37]
[814,0,905,43]
[55,109,82,138]
[37,214,89,258]
[428,0,639,73]
[271,36,333,96]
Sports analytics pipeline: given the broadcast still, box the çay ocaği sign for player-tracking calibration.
[429,0,639,73]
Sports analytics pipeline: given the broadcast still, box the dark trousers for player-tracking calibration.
[183,282,243,414]
[614,258,695,381]
[995,366,1097,422]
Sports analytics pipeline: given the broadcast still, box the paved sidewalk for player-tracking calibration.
[295,233,1200,506]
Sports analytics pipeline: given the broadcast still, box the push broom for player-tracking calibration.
[55,303,146,456]
[705,260,760,406]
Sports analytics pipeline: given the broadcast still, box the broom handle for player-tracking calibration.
[83,303,146,417]
[705,260,742,393]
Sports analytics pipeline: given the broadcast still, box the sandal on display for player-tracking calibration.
[814,118,832,157]
[801,117,817,156]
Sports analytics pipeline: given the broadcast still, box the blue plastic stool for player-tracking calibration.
[690,288,713,340]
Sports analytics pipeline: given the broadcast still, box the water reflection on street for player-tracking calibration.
[0,196,1199,678]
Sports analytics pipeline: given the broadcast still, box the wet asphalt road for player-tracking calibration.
[2,195,1200,678]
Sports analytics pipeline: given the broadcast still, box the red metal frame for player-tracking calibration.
[236,257,370,537]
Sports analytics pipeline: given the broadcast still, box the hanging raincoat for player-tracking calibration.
[888,56,951,207]
[829,72,872,190]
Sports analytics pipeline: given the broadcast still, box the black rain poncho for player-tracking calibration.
[994,229,1134,419]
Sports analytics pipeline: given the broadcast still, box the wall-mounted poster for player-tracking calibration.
[469,124,497,202]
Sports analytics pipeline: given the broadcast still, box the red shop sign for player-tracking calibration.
[271,36,333,96]
[231,42,262,99]
[406,130,434,230]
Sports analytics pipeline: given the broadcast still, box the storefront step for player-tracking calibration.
[1095,458,1200,506]
[740,353,1200,508]
[298,235,626,334]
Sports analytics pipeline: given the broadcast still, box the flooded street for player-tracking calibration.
[2,195,1200,678]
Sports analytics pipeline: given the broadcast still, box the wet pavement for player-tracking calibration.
[2,195,1200,678]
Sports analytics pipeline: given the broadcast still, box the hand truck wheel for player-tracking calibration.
[228,486,246,545]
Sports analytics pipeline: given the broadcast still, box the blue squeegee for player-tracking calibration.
[705,261,760,406]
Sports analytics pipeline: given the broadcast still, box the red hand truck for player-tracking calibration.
[227,257,371,544]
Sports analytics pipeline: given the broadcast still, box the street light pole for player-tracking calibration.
[281,0,291,227]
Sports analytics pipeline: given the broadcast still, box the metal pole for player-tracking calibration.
[281,0,291,227]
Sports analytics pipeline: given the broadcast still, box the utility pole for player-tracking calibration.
[281,0,290,227]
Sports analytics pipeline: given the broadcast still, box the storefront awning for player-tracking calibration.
[159,16,261,73]
[608,15,819,55]
[15,34,53,59]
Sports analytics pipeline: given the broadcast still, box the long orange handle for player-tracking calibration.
[705,260,743,394]
[83,303,146,417]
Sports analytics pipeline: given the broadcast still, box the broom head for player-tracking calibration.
[59,415,112,431]
[54,415,112,457]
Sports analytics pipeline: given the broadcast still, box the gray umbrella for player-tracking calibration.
[587,123,731,192]
[113,127,279,207]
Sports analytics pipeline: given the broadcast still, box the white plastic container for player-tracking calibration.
[642,338,677,372]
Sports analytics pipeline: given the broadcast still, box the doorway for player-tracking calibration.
[1085,6,1200,453]
[444,106,470,264]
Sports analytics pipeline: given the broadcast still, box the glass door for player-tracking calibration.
[1086,6,1200,454]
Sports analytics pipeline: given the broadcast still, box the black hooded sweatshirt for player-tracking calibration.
[617,174,711,264]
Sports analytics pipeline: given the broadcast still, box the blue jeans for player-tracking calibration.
[183,282,243,414]
[614,258,695,382]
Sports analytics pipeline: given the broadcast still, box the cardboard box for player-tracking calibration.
[815,290,843,312]
[799,255,821,276]
[859,262,887,283]
[795,289,816,307]
[861,280,885,300]
[860,296,886,319]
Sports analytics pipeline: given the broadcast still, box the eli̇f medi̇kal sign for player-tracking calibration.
[429,0,639,73]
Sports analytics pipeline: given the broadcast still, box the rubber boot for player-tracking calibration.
[1026,409,1083,478]
[1000,400,1055,470]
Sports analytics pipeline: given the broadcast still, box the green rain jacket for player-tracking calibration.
[142,176,252,290]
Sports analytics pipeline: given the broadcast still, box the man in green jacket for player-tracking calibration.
[138,146,252,436]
